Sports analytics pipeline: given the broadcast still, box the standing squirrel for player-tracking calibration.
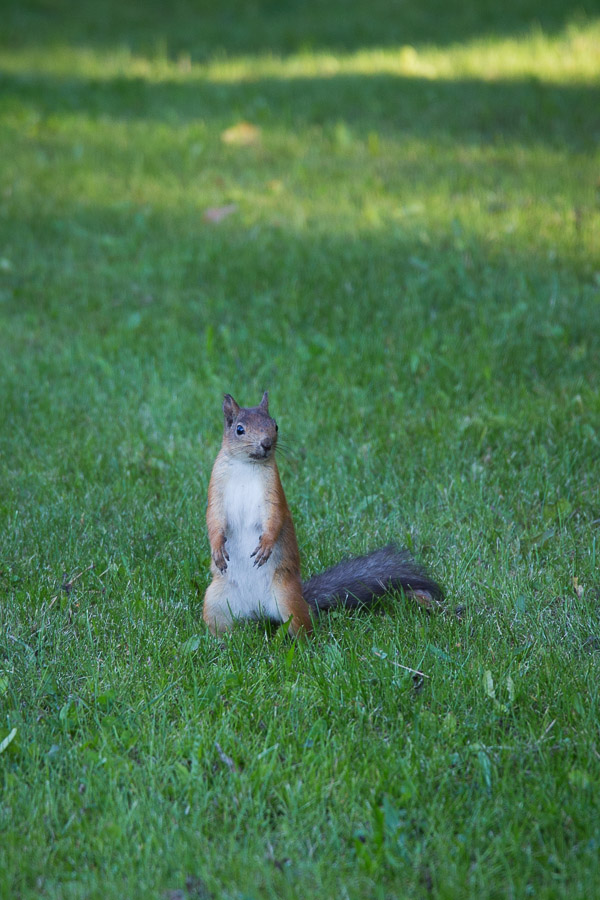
[203,392,443,637]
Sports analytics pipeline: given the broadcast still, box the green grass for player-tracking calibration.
[1,1,599,897]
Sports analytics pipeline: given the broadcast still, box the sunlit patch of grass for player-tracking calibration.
[1,18,599,84]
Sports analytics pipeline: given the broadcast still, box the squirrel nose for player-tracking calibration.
[261,438,272,451]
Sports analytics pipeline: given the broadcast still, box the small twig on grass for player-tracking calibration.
[539,718,556,742]
[389,660,430,678]
[360,654,429,679]
[46,562,95,612]
[215,741,237,773]
[62,562,95,593]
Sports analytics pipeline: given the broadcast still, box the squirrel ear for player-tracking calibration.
[223,393,240,427]
[259,391,269,411]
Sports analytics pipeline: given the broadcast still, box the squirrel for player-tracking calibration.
[203,392,443,637]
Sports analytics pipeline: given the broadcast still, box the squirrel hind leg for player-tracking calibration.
[287,614,313,639]
[203,579,235,635]
[273,574,313,638]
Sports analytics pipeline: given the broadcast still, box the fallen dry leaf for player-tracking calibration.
[202,204,238,224]
[221,121,261,146]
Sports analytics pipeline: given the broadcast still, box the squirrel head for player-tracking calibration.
[222,391,279,461]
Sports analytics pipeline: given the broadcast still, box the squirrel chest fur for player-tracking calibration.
[218,458,283,616]
[203,392,443,638]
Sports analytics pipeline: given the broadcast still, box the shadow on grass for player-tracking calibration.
[2,0,595,57]
[3,200,598,401]
[2,69,598,150]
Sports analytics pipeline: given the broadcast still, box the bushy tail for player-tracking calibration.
[302,544,443,612]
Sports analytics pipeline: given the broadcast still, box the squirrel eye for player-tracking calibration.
[275,423,279,432]
[236,424,245,435]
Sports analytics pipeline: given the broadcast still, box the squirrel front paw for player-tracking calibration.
[251,536,273,568]
[212,538,229,573]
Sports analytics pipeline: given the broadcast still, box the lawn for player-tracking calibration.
[1,1,599,898]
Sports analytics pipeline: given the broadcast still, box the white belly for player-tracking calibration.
[220,462,282,620]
